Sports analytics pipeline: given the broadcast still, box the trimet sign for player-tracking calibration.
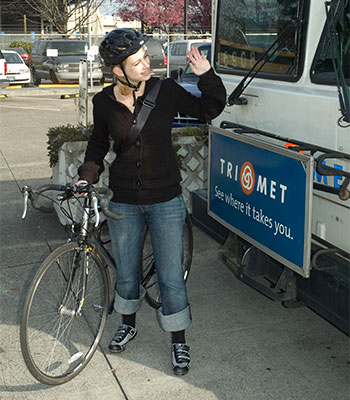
[208,127,313,276]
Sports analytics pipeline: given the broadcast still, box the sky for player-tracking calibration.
[98,0,118,15]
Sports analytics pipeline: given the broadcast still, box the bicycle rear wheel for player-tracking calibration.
[140,211,193,309]
[20,241,109,385]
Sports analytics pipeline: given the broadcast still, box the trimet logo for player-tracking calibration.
[219,157,288,204]
[240,161,255,195]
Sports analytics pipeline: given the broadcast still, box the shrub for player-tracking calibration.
[9,41,33,53]
[172,125,209,145]
[47,124,93,168]
[46,123,208,169]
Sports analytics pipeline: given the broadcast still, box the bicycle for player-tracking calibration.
[20,183,193,385]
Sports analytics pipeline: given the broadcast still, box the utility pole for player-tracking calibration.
[184,0,188,38]
[24,14,27,34]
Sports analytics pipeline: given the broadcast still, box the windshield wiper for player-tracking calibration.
[227,19,301,106]
[324,0,350,126]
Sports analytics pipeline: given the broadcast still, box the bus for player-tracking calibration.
[205,0,349,334]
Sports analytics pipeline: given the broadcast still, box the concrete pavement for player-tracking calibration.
[0,87,349,399]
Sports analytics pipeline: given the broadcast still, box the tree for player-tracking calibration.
[188,0,211,32]
[22,0,107,34]
[115,0,211,33]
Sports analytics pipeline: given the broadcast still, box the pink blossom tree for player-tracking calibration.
[115,0,211,32]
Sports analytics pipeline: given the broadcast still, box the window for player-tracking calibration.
[3,52,22,63]
[38,41,46,55]
[47,41,88,56]
[170,43,177,56]
[177,43,187,56]
[311,2,350,85]
[214,0,306,80]
[31,42,38,54]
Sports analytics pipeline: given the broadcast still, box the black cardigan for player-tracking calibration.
[79,68,226,205]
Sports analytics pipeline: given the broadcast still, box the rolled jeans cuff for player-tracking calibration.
[114,285,146,315]
[157,305,192,332]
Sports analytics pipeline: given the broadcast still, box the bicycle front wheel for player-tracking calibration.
[140,211,193,309]
[20,242,109,385]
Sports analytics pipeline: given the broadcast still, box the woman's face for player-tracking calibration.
[114,46,151,83]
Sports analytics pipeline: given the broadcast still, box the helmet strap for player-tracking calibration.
[117,64,141,106]
[118,64,141,90]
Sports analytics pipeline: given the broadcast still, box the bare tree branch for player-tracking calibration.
[22,0,107,34]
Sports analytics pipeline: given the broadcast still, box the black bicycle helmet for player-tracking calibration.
[99,29,149,66]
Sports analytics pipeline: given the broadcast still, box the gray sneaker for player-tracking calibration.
[109,324,137,353]
[172,343,190,375]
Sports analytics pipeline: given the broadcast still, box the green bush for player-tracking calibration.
[47,124,93,168]
[9,41,33,53]
[172,125,209,145]
[46,123,208,169]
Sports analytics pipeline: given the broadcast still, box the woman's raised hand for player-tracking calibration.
[188,46,211,76]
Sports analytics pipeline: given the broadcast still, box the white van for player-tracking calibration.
[166,39,211,77]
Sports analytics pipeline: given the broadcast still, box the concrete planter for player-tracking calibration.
[51,141,115,226]
[173,135,208,212]
[52,136,208,225]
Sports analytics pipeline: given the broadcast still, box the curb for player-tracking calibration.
[60,92,99,99]
[0,86,104,99]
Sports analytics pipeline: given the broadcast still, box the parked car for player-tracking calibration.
[6,47,30,65]
[172,43,212,127]
[100,37,166,84]
[2,50,30,86]
[0,50,9,89]
[30,39,102,85]
[166,39,211,76]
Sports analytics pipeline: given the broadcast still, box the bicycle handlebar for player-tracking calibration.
[21,184,124,223]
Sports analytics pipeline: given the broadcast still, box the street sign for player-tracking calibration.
[208,127,313,277]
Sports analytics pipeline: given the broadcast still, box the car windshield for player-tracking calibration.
[47,41,88,56]
[3,52,22,63]
[182,46,211,80]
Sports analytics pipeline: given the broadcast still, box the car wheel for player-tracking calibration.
[31,68,41,86]
[50,70,59,84]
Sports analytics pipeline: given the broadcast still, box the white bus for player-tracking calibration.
[206,0,349,334]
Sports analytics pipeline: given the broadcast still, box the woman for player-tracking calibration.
[78,29,226,375]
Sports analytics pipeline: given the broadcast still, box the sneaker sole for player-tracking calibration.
[109,331,137,353]
[173,365,190,375]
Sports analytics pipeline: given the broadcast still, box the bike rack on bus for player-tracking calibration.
[219,121,350,201]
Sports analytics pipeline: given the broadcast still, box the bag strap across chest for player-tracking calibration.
[119,79,162,154]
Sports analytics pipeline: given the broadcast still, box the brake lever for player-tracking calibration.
[91,194,100,227]
[21,186,30,219]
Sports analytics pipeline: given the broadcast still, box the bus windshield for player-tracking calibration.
[214,0,304,80]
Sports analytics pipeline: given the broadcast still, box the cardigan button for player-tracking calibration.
[135,139,141,147]
[136,180,141,187]
[136,161,141,168]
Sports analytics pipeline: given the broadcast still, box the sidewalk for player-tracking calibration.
[0,88,349,400]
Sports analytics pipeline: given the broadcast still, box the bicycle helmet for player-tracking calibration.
[99,29,149,66]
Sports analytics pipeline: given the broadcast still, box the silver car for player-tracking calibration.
[30,39,102,85]
[166,39,211,76]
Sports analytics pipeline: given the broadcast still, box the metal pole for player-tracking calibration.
[87,5,93,89]
[184,0,188,37]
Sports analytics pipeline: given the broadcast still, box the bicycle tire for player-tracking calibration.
[20,241,109,385]
[140,211,193,309]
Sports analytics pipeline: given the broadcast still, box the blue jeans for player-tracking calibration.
[107,195,191,332]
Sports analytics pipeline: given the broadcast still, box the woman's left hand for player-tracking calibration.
[188,46,211,76]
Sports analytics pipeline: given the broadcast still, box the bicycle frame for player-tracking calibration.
[59,197,116,317]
